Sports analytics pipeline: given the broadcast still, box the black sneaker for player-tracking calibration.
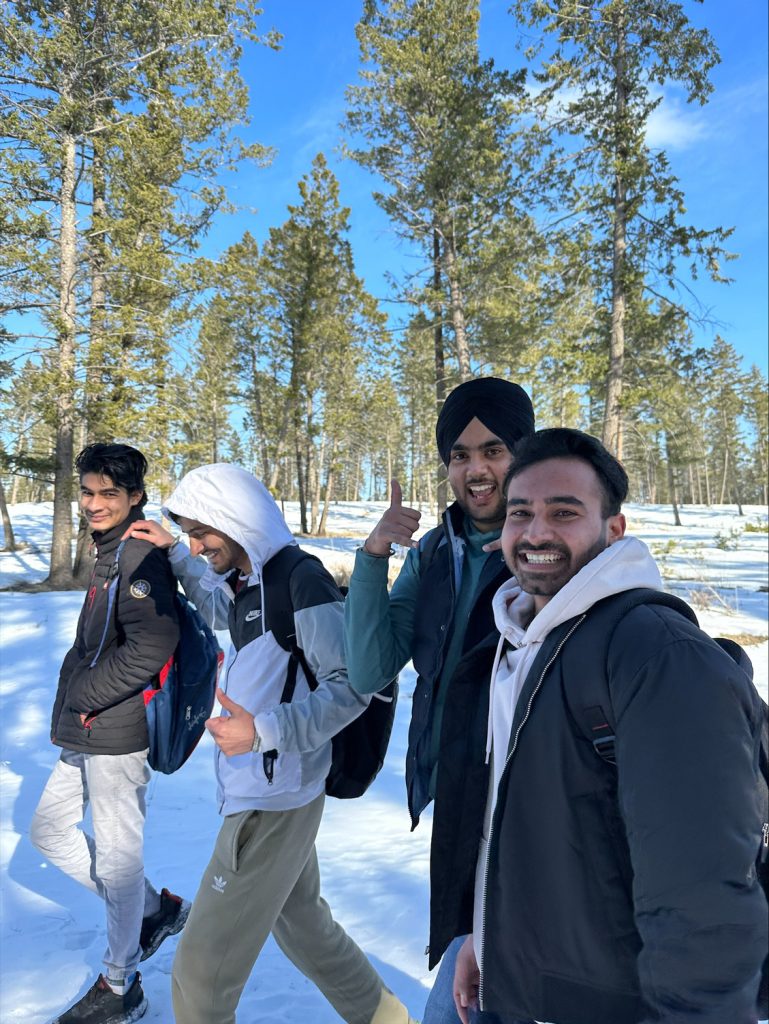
[139,887,191,961]
[50,973,147,1024]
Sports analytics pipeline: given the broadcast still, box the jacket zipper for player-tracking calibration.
[478,614,585,1010]
[216,646,237,810]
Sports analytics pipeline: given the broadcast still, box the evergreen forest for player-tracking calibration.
[1,0,766,587]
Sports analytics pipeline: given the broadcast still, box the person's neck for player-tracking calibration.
[469,517,504,535]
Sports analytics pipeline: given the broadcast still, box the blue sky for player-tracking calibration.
[206,0,768,376]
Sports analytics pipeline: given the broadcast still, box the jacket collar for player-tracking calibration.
[91,505,145,557]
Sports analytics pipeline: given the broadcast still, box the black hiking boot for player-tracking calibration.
[50,973,147,1024]
[139,887,190,961]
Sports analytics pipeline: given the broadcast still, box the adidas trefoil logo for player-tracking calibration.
[212,874,227,894]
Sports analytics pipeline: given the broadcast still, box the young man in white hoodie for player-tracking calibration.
[453,429,767,1024]
[125,463,415,1024]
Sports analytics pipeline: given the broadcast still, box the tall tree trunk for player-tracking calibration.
[73,516,93,587]
[602,21,627,459]
[266,391,293,493]
[433,229,448,517]
[318,463,335,537]
[311,432,326,534]
[409,394,417,504]
[48,127,78,588]
[440,228,471,380]
[85,0,108,443]
[0,477,16,551]
[295,438,307,533]
[664,433,682,526]
[76,116,105,591]
[719,448,729,505]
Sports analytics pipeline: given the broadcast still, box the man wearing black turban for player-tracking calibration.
[344,377,535,1024]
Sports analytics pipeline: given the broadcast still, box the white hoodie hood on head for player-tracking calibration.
[161,462,370,816]
[162,463,295,587]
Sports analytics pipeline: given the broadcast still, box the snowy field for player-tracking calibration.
[0,498,767,1024]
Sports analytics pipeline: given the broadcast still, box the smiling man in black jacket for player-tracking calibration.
[453,429,767,1024]
[31,443,186,1024]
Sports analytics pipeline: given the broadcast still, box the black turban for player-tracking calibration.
[436,377,535,465]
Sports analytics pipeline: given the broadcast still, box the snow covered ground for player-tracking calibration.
[0,499,767,1023]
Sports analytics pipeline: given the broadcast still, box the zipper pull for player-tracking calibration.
[762,822,769,848]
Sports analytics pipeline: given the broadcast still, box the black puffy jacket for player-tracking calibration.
[51,508,180,755]
[478,596,767,1024]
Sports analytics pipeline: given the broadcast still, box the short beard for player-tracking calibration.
[511,526,610,598]
[457,493,506,530]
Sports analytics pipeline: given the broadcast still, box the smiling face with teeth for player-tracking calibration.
[502,456,626,610]
[447,417,514,532]
[174,515,251,577]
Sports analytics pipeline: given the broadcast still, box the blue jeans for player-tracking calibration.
[423,935,515,1024]
[31,749,160,979]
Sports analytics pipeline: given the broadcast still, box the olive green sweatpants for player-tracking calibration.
[172,792,411,1024]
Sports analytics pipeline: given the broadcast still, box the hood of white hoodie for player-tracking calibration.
[492,535,662,646]
[162,463,295,581]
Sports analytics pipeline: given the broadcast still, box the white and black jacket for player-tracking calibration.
[162,464,369,815]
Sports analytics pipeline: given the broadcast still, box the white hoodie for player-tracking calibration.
[472,536,663,965]
[162,463,369,814]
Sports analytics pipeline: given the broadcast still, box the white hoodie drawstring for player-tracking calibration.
[485,633,508,764]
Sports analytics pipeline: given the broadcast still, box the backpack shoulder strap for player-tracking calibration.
[89,540,127,668]
[569,588,697,766]
[261,545,324,703]
[259,545,327,782]
[261,544,322,655]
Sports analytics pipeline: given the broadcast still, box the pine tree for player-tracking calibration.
[252,155,386,532]
[0,0,278,584]
[345,0,533,396]
[701,337,748,512]
[742,366,768,506]
[512,0,734,456]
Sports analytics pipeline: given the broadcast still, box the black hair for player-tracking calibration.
[75,443,149,508]
[503,428,628,517]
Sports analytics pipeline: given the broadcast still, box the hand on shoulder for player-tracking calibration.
[122,519,176,548]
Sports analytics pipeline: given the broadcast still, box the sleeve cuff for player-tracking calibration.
[352,546,393,583]
[168,540,191,566]
[254,711,281,752]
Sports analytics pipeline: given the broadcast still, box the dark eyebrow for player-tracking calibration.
[451,437,506,453]
[506,495,586,508]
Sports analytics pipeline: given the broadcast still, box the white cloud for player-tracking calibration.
[645,97,709,150]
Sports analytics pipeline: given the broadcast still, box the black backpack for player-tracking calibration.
[260,544,398,799]
[568,587,769,1016]
[91,540,223,774]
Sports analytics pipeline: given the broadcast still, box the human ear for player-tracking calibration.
[606,513,626,544]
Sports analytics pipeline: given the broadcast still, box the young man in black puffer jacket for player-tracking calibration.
[453,429,767,1024]
[31,443,186,1024]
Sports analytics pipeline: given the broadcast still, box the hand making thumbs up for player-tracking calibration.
[206,687,259,757]
[363,478,422,556]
